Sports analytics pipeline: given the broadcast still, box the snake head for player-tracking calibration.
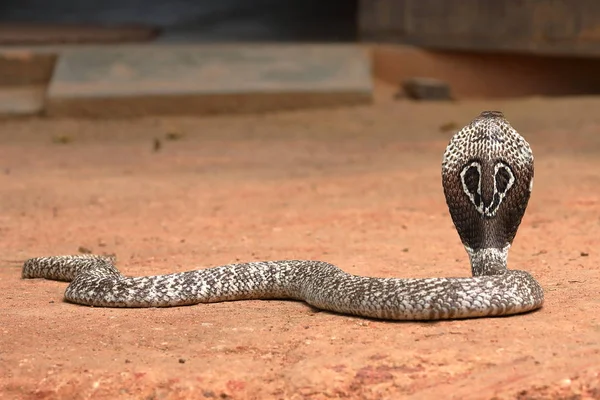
[441,111,534,276]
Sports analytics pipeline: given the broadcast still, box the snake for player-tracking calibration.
[21,111,544,320]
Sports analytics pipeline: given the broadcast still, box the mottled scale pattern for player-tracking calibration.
[21,111,545,321]
[22,255,543,320]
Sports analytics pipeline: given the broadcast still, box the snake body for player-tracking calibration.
[22,111,544,320]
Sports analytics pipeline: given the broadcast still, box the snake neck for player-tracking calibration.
[465,245,509,276]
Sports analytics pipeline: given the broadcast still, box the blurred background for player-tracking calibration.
[1,0,600,116]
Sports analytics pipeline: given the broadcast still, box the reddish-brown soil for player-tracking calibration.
[1,91,599,399]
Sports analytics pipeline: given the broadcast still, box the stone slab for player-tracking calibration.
[46,44,373,117]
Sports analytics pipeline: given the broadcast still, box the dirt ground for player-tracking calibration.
[1,89,600,399]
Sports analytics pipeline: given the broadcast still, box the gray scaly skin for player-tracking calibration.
[22,111,544,320]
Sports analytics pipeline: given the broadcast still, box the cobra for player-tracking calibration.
[22,111,544,320]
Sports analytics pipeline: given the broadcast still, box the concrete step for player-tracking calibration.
[46,44,373,117]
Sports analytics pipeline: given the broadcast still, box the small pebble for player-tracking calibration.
[559,378,572,387]
[403,77,452,101]
[439,121,459,132]
[165,131,184,141]
[78,246,92,254]
[153,138,162,152]
[52,134,73,144]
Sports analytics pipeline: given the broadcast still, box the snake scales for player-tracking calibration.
[22,111,544,320]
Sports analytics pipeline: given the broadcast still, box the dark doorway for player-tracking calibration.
[0,0,359,43]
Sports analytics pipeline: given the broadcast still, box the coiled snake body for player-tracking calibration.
[22,111,544,320]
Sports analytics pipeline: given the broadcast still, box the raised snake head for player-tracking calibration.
[441,111,534,276]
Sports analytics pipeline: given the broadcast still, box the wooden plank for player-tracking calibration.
[0,23,159,45]
[359,0,600,57]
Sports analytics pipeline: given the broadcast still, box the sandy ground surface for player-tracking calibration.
[1,90,600,399]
